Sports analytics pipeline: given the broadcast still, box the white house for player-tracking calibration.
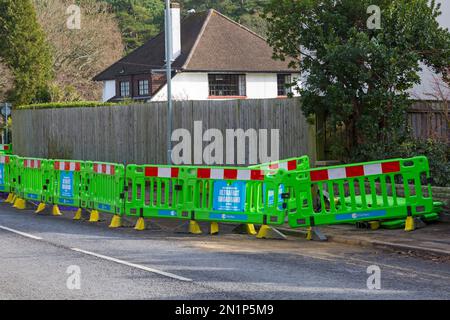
[94,4,300,102]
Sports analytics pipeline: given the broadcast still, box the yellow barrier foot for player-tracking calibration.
[35,202,46,214]
[256,225,287,240]
[306,227,312,241]
[306,226,327,241]
[73,208,82,220]
[210,222,219,235]
[52,205,62,216]
[404,216,414,232]
[13,198,26,210]
[5,193,14,203]
[10,195,17,205]
[89,210,100,222]
[232,223,257,235]
[134,217,146,231]
[109,215,122,228]
[369,221,380,230]
[189,220,202,234]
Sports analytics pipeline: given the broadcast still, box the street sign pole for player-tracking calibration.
[1,102,11,144]
[165,0,173,165]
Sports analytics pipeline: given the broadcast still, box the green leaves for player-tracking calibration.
[264,0,450,161]
[17,101,121,110]
[104,0,165,53]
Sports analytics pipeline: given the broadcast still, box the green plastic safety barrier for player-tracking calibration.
[284,156,434,228]
[124,164,286,225]
[7,155,20,196]
[0,154,15,194]
[1,152,441,233]
[16,157,53,203]
[0,144,12,155]
[182,165,285,225]
[50,159,85,208]
[249,156,311,212]
[83,161,125,215]
[124,164,188,220]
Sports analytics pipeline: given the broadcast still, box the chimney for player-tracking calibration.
[168,2,181,60]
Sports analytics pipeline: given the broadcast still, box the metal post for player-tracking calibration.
[5,102,10,144]
[165,0,173,164]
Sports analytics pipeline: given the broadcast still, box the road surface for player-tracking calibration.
[0,202,449,299]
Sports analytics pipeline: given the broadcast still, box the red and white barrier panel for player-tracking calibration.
[93,163,115,175]
[24,159,41,169]
[197,168,265,181]
[267,159,297,171]
[144,166,265,181]
[0,156,10,164]
[54,161,81,171]
[310,161,401,182]
[145,167,179,178]
[0,145,9,151]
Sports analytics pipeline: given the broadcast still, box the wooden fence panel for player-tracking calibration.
[12,98,316,166]
[409,101,449,142]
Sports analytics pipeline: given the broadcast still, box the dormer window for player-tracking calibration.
[119,81,130,97]
[138,80,149,96]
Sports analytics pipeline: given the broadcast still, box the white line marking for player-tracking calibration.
[70,247,193,282]
[0,225,43,240]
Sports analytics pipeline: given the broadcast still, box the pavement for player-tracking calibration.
[279,221,450,261]
[0,201,450,300]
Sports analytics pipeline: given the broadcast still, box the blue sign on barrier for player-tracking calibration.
[158,210,177,217]
[0,164,4,186]
[264,183,284,209]
[98,203,111,211]
[335,210,387,221]
[212,181,246,212]
[27,193,39,200]
[60,171,74,198]
[209,213,248,221]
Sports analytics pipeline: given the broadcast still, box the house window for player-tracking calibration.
[208,74,246,96]
[119,81,130,97]
[138,80,149,96]
[277,74,292,96]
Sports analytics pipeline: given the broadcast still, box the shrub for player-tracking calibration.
[16,101,121,110]
[394,139,449,187]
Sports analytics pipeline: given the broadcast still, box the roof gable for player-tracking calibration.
[94,11,209,81]
[94,9,295,81]
[183,10,293,72]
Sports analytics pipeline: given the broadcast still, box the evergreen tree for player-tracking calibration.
[0,0,53,105]
[105,0,165,53]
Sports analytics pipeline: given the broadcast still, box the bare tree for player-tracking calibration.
[33,0,124,101]
[424,74,450,143]
[0,58,14,103]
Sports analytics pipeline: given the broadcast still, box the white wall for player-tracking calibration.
[102,80,116,102]
[152,72,300,101]
[152,72,209,101]
[246,73,277,98]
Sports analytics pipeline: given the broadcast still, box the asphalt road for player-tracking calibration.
[0,201,449,300]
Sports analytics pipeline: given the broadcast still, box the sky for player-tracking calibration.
[437,0,450,28]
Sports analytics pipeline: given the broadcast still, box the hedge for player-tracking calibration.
[16,101,123,110]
